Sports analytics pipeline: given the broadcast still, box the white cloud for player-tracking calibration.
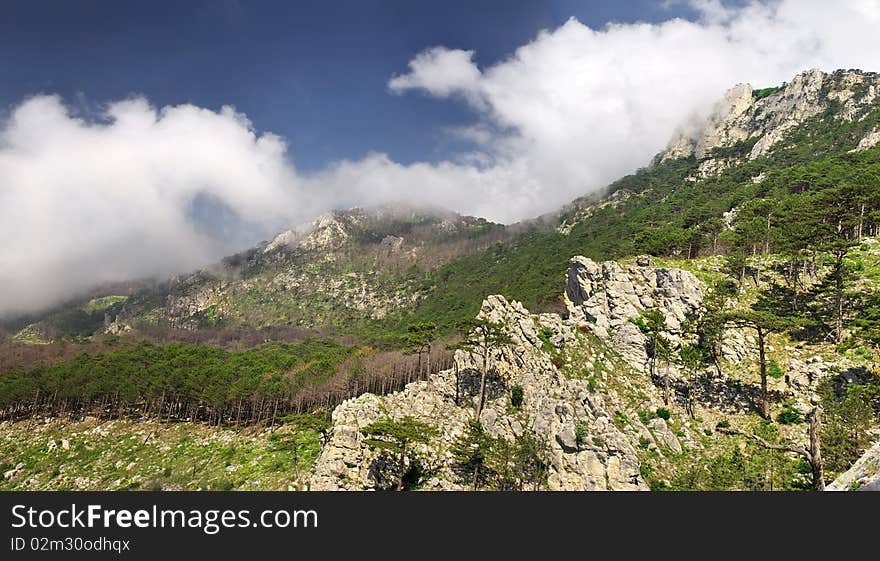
[3,0,880,316]
[388,47,484,106]
[0,96,317,316]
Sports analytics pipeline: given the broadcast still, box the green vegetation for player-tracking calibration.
[0,339,357,424]
[450,421,549,491]
[650,420,811,491]
[817,374,879,479]
[777,403,804,425]
[81,295,129,314]
[752,84,785,100]
[360,416,437,491]
[510,385,524,409]
[0,418,320,491]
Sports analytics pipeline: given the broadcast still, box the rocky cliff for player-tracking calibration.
[662,69,880,177]
[564,256,703,367]
[310,294,646,491]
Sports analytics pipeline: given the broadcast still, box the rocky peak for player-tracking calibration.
[263,203,494,255]
[263,211,351,254]
[661,69,880,170]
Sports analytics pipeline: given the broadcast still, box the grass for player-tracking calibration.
[0,418,320,491]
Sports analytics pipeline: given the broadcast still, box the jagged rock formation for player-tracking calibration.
[564,256,703,367]
[827,440,880,491]
[663,69,880,177]
[310,256,722,491]
[310,295,647,491]
[264,212,351,254]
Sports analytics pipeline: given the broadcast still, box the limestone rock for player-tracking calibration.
[662,70,880,170]
[827,440,880,491]
[564,256,703,370]
[850,128,880,153]
[310,295,647,491]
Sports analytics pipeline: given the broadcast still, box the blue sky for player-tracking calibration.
[0,0,699,171]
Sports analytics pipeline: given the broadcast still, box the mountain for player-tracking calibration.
[1,68,879,491]
[4,204,507,342]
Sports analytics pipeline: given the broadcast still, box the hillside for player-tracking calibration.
[2,204,505,344]
[1,68,879,491]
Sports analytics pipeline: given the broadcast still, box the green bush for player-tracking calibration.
[716,419,730,430]
[510,385,524,409]
[767,360,784,379]
[575,420,589,448]
[777,403,804,425]
[655,407,671,420]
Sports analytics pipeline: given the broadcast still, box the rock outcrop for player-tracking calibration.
[564,256,703,368]
[264,212,351,254]
[310,295,647,491]
[662,70,880,171]
[851,128,880,152]
[827,440,880,491]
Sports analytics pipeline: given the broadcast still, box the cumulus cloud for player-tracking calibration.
[0,96,318,316]
[381,0,880,223]
[388,47,484,105]
[3,0,880,316]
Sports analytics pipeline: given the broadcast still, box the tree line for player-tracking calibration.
[0,338,452,426]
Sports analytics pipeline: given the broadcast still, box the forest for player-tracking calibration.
[0,337,452,426]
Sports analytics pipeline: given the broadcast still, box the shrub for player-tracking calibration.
[510,385,524,409]
[575,420,589,448]
[716,419,730,430]
[655,407,671,420]
[777,403,804,425]
[767,360,784,379]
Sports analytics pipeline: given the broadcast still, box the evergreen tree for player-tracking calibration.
[716,309,798,419]
[633,309,673,404]
[447,319,513,420]
[361,416,437,491]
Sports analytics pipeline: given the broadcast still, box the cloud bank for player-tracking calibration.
[3,0,880,316]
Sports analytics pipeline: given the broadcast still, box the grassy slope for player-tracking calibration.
[0,418,320,491]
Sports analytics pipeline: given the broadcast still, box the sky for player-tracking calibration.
[0,0,704,171]
[2,0,880,317]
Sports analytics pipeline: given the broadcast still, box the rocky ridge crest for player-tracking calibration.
[662,69,880,177]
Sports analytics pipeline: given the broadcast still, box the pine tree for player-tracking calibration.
[361,416,437,491]
[716,309,798,419]
[447,318,513,420]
